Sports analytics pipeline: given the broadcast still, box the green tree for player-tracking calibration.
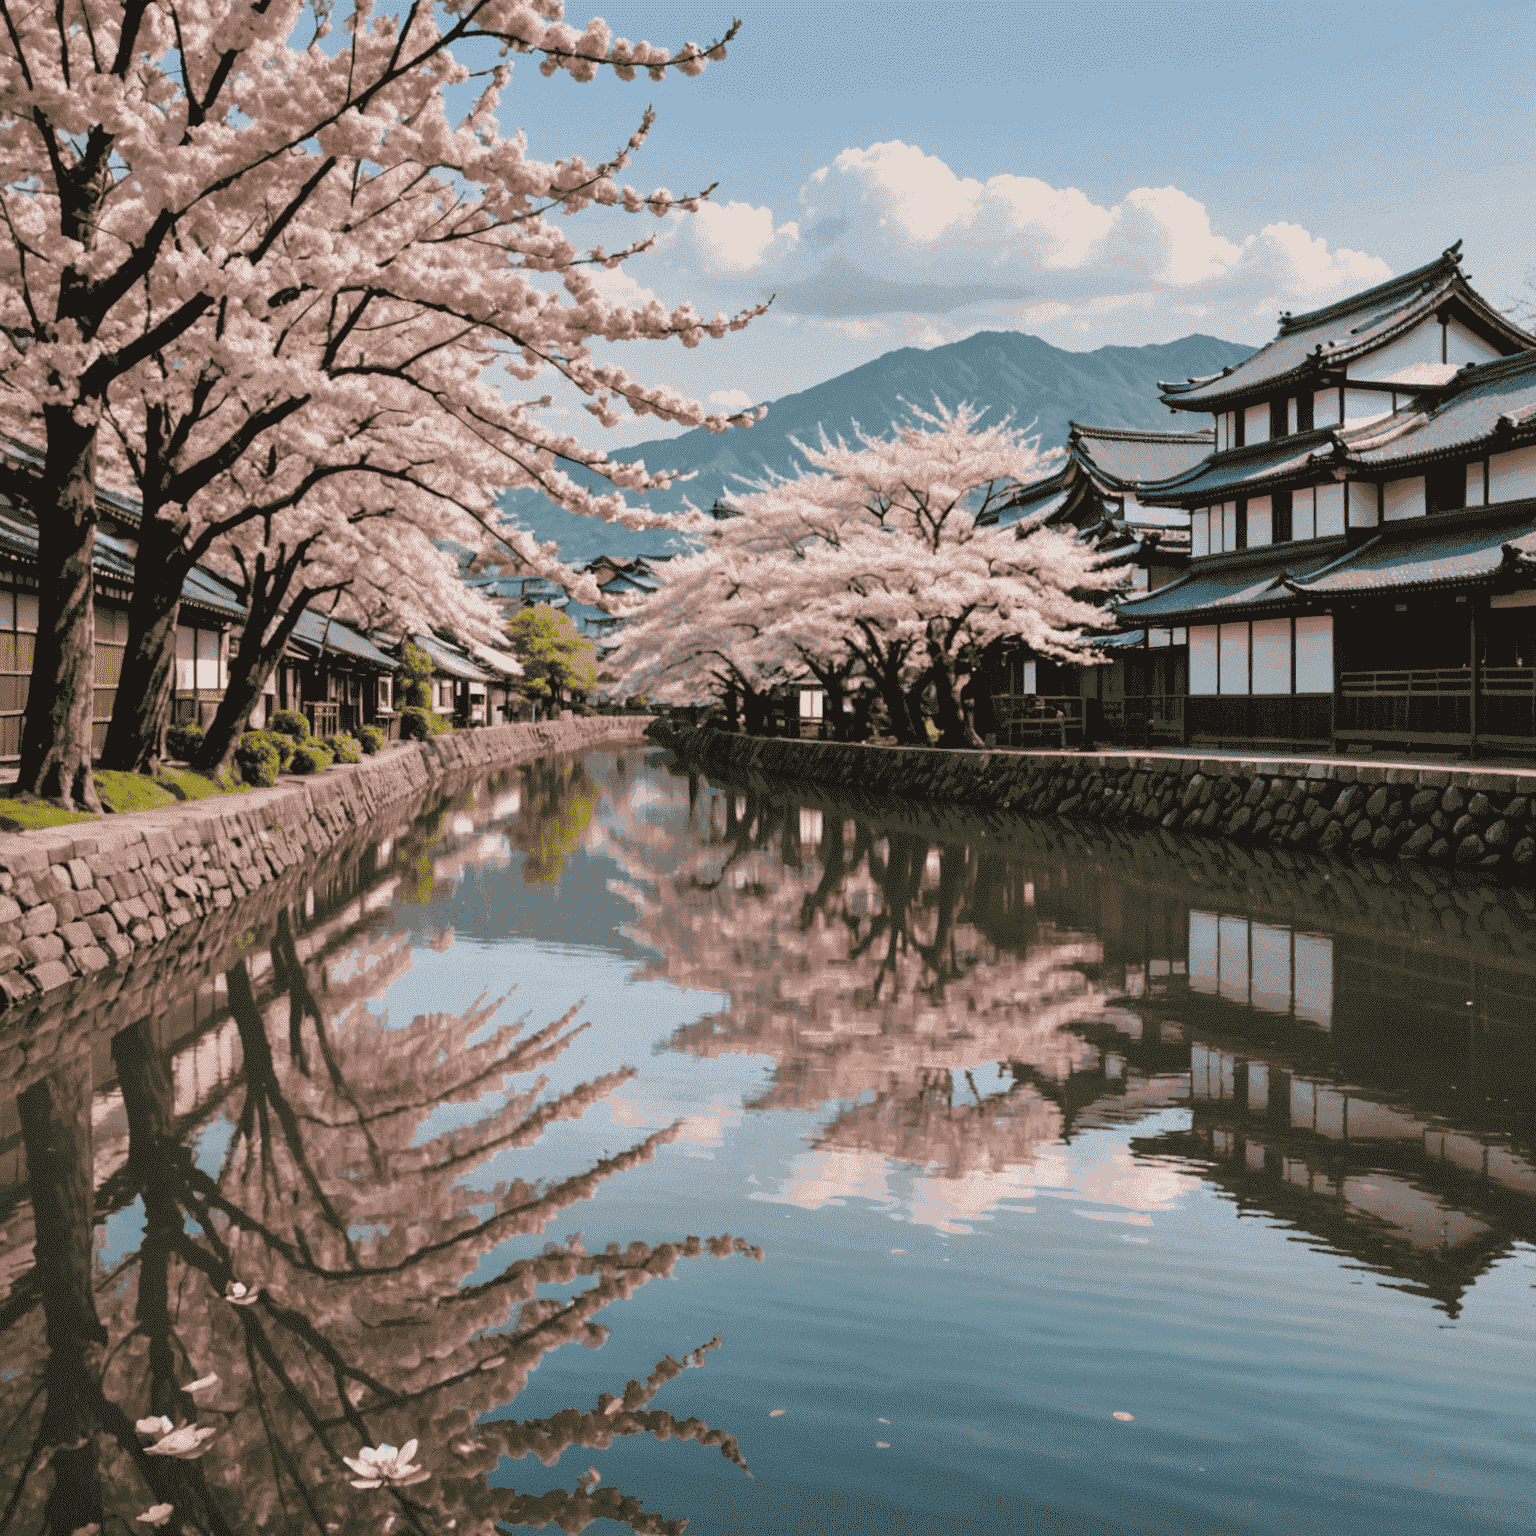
[507,605,598,711]
[397,639,436,709]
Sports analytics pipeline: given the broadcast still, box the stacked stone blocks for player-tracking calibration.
[0,717,651,1051]
[667,730,1536,881]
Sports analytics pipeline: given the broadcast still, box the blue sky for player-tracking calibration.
[505,0,1536,445]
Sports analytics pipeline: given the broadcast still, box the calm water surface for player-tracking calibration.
[2,746,1533,1535]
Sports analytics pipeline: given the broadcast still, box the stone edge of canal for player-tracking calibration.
[0,716,653,1090]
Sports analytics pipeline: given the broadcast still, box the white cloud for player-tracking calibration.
[645,140,1383,349]
[671,199,799,276]
[709,388,754,409]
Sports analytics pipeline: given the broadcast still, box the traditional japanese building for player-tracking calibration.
[1111,243,1536,754]
[978,422,1210,746]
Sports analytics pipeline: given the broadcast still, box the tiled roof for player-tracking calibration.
[1115,542,1348,622]
[992,487,1071,529]
[410,631,493,682]
[1347,350,1536,468]
[465,639,524,678]
[0,510,249,618]
[1137,429,1340,503]
[0,431,143,528]
[287,606,398,668]
[1070,423,1215,486]
[1158,245,1535,410]
[1291,508,1536,597]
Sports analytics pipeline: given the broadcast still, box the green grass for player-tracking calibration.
[157,766,243,801]
[0,766,244,833]
[95,770,180,814]
[0,792,98,832]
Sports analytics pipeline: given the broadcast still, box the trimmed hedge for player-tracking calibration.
[234,732,282,788]
[164,722,204,760]
[357,724,387,755]
[326,732,362,764]
[288,742,334,776]
[268,708,310,741]
[399,706,432,741]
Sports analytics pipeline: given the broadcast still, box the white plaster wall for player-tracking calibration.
[1346,480,1379,527]
[1316,481,1345,537]
[1246,494,1272,546]
[1120,493,1141,521]
[1348,318,1441,382]
[1287,397,1299,435]
[1221,501,1238,550]
[1218,623,1249,694]
[1251,617,1290,693]
[1382,476,1426,521]
[1466,460,1487,505]
[1293,486,1316,541]
[1490,443,1536,503]
[1295,614,1333,693]
[1244,402,1270,446]
[1342,388,1392,429]
[1191,509,1210,558]
[1445,317,1503,367]
[1313,388,1341,428]
[1189,625,1219,695]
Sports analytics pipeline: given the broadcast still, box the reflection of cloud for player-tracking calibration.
[426,927,455,954]
[610,1091,744,1149]
[755,1148,896,1212]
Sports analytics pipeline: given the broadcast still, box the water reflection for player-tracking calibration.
[0,760,758,1536]
[613,761,1536,1312]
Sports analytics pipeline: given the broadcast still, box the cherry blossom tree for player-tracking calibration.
[0,0,763,807]
[609,404,1119,745]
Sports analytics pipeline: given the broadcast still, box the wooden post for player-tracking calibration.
[1469,601,1480,760]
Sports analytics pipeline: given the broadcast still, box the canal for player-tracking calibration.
[2,744,1533,1534]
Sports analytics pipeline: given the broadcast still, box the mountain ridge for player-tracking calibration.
[501,329,1255,564]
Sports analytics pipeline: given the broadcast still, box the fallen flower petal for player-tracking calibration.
[136,1416,173,1439]
[185,1374,220,1397]
[1113,1412,1135,1422]
[768,1409,785,1418]
[145,1423,219,1460]
[223,1282,261,1307]
[136,1505,175,1528]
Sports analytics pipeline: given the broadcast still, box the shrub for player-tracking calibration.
[399,705,432,741]
[246,727,295,769]
[428,712,453,735]
[288,742,335,775]
[357,723,387,755]
[234,732,282,788]
[164,721,204,760]
[268,708,310,741]
[326,732,362,764]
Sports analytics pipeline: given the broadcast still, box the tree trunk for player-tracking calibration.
[98,517,190,773]
[19,409,103,810]
[872,661,919,746]
[741,686,770,736]
[194,583,319,776]
[928,643,979,748]
[19,1051,107,1535]
[904,674,931,743]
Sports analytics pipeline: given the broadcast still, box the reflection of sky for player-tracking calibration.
[754,1118,1199,1236]
[83,747,1528,1536]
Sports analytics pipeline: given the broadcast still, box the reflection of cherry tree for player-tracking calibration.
[2,896,760,1535]
[599,773,1105,1193]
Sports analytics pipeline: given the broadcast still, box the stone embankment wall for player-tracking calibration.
[664,729,1536,880]
[0,717,651,1048]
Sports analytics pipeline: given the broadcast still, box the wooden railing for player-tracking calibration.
[1094,695,1186,748]
[304,701,341,737]
[992,694,1084,748]
[1336,669,1471,744]
[1187,694,1332,747]
[1476,666,1536,742]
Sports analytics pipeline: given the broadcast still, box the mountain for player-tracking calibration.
[501,330,1255,564]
